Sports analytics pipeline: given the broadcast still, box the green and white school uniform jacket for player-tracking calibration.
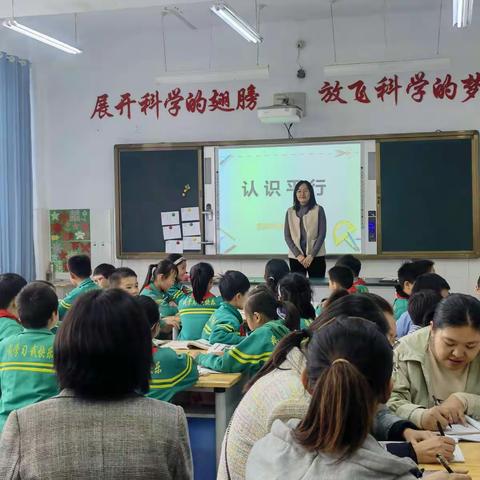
[0,328,59,431]
[300,318,313,329]
[147,346,198,402]
[177,293,223,340]
[141,282,180,322]
[0,311,23,343]
[196,319,290,377]
[201,302,244,345]
[393,297,409,321]
[58,278,99,319]
[167,282,192,304]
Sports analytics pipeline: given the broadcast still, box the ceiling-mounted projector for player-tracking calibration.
[257,92,306,124]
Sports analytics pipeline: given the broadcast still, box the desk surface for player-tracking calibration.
[420,443,480,478]
[174,349,242,389]
[194,373,242,389]
[247,276,397,287]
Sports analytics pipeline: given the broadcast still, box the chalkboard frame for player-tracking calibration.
[114,144,204,258]
[376,132,480,258]
[114,131,479,260]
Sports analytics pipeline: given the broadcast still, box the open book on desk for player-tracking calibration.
[445,415,480,442]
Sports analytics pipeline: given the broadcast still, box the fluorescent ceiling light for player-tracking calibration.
[210,3,262,44]
[453,0,474,27]
[3,19,82,54]
[324,58,450,78]
[156,65,269,84]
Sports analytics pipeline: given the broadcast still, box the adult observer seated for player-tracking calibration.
[0,288,192,480]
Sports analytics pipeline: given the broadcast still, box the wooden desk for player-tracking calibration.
[420,443,480,479]
[172,349,244,479]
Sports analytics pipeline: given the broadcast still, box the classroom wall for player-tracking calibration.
[2,6,480,294]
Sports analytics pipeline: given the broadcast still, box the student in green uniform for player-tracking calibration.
[335,254,369,293]
[0,282,59,431]
[92,263,116,289]
[166,254,192,303]
[109,267,139,296]
[137,296,198,402]
[0,274,27,342]
[140,260,181,330]
[328,265,354,293]
[197,289,300,377]
[58,255,98,320]
[393,260,434,320]
[177,262,222,340]
[278,273,315,329]
[202,271,250,345]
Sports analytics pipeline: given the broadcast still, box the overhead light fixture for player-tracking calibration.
[210,3,262,44]
[324,57,450,78]
[156,65,269,84]
[453,0,474,27]
[3,19,82,54]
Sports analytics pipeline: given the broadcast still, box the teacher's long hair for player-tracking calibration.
[293,180,317,211]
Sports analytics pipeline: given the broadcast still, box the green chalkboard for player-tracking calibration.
[115,146,203,257]
[378,134,479,256]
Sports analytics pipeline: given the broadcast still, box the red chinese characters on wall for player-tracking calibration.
[318,72,480,105]
[90,84,260,119]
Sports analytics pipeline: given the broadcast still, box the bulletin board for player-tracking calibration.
[115,145,203,257]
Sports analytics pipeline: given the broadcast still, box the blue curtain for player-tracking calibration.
[0,52,35,280]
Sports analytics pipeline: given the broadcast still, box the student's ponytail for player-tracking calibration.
[244,329,310,392]
[141,264,157,292]
[293,316,393,459]
[190,262,214,304]
[294,358,374,459]
[280,300,301,332]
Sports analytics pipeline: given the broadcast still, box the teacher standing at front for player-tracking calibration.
[284,180,327,278]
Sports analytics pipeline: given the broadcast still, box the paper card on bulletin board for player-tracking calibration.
[183,236,201,251]
[182,221,201,237]
[165,240,183,254]
[161,211,180,226]
[163,224,182,240]
[50,209,91,273]
[181,207,200,222]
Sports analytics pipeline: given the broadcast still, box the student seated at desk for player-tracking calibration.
[393,260,434,321]
[0,273,26,342]
[166,254,192,303]
[405,290,443,336]
[246,317,465,480]
[58,255,98,320]
[397,274,450,338]
[137,296,198,402]
[279,273,316,329]
[109,267,139,296]
[264,259,290,297]
[92,263,116,289]
[315,266,353,317]
[219,294,455,480]
[201,271,250,345]
[196,289,299,376]
[0,282,59,432]
[177,262,222,340]
[336,254,369,293]
[389,294,480,431]
[141,260,181,331]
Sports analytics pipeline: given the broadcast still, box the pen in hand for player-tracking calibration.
[436,453,454,474]
[433,394,452,428]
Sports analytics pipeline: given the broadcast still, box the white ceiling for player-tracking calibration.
[1,0,446,24]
